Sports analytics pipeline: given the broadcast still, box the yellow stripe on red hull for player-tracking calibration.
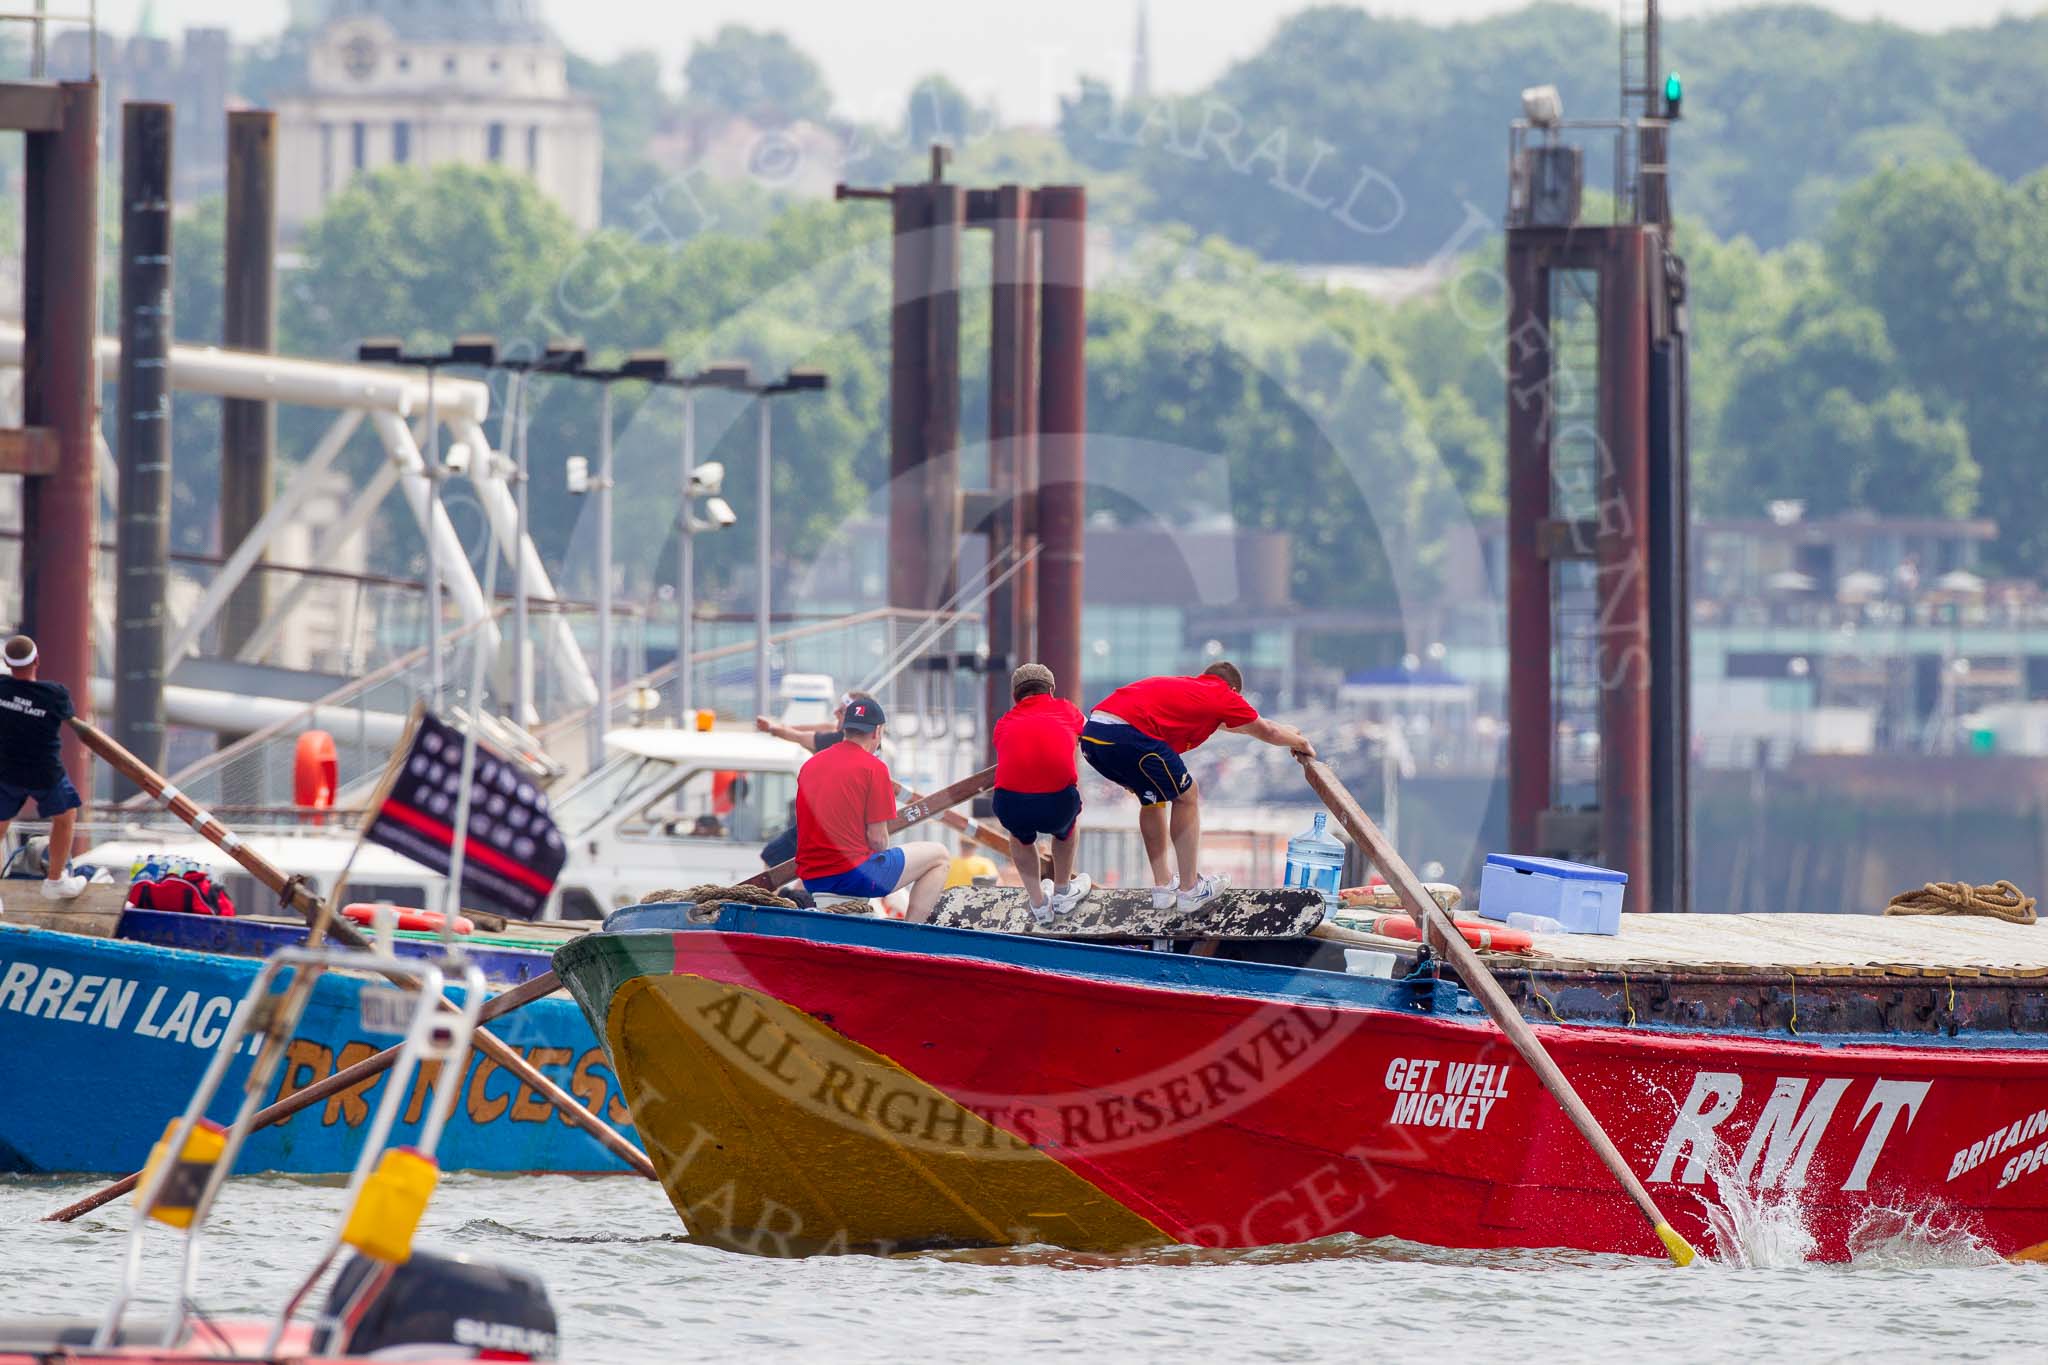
[604,972,1170,1256]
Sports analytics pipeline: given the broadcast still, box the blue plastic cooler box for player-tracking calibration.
[1478,853,1627,934]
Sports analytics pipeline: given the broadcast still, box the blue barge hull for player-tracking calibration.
[0,923,637,1176]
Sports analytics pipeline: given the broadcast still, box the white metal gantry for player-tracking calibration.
[0,322,598,717]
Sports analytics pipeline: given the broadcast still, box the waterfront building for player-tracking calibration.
[276,0,602,235]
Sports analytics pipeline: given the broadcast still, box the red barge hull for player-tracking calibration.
[556,906,2048,1262]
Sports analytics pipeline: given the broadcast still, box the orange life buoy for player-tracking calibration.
[342,903,474,936]
[1348,914,1532,954]
[294,730,339,824]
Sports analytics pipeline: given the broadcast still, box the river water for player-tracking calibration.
[2,1174,2040,1362]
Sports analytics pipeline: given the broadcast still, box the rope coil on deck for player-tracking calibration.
[646,883,799,923]
[1885,880,2037,925]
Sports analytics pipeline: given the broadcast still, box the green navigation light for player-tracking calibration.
[1663,71,1683,118]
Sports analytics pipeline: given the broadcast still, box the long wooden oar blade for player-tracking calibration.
[746,766,997,890]
[1298,757,1696,1267]
[44,970,598,1223]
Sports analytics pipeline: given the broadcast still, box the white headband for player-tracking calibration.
[3,641,34,668]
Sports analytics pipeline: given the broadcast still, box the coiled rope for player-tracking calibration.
[645,883,796,909]
[1885,879,2037,925]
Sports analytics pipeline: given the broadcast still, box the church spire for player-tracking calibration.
[1129,1,1151,103]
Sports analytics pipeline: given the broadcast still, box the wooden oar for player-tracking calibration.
[745,766,996,890]
[63,719,650,1180]
[1297,757,1696,1267]
[43,973,608,1222]
[891,778,1014,861]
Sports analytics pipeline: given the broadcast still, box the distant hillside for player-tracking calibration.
[1068,3,2048,263]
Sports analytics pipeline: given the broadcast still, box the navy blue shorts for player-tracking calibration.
[760,824,798,868]
[993,786,1081,844]
[1079,721,1192,807]
[803,847,907,898]
[0,775,81,821]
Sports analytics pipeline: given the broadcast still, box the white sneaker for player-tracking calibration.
[1177,873,1228,911]
[1029,879,1058,927]
[41,873,87,901]
[1050,874,1094,916]
[1151,879,1180,911]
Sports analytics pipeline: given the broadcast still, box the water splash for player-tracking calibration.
[1685,1143,1995,1269]
[1697,1162,1818,1268]
[1841,1204,2000,1269]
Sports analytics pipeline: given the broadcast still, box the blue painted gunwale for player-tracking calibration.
[114,909,557,985]
[0,923,634,1176]
[603,901,2048,1052]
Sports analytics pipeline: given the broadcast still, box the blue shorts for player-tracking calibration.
[993,786,1080,844]
[804,847,907,898]
[0,775,81,821]
[1080,721,1191,807]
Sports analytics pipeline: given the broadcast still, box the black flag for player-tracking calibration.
[364,711,567,920]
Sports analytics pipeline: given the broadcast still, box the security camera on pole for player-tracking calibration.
[748,370,829,721]
[650,361,753,725]
[489,338,587,726]
[562,351,671,770]
[357,335,498,706]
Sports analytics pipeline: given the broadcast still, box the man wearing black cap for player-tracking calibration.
[792,696,952,920]
[0,634,88,901]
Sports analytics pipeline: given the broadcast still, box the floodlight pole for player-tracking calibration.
[508,369,533,725]
[755,396,772,721]
[678,388,697,723]
[424,363,444,703]
[595,383,615,770]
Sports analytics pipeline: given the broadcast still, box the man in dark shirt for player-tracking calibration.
[0,635,87,901]
[754,690,878,754]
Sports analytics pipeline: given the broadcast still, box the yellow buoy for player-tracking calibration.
[945,854,999,890]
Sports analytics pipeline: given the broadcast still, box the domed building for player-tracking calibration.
[276,0,601,235]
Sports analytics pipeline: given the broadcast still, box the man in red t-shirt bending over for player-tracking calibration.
[794,697,952,920]
[1081,661,1314,911]
[992,663,1091,924]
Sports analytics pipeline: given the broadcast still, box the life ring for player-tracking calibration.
[294,730,339,825]
[342,903,474,936]
[1341,913,1531,954]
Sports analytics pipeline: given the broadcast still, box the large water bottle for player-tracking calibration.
[1283,811,1346,910]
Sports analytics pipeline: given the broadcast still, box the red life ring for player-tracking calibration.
[294,730,339,825]
[1350,914,1532,954]
[342,904,474,936]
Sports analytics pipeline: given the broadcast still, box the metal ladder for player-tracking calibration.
[94,940,486,1353]
[1616,0,1662,221]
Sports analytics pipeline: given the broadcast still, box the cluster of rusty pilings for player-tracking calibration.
[843,157,1088,745]
[1504,223,1690,913]
[8,81,280,806]
[12,81,99,797]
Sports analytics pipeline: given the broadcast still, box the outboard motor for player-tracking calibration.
[316,1248,559,1360]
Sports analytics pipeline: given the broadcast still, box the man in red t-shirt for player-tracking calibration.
[794,697,952,920]
[991,663,1091,923]
[1081,661,1314,911]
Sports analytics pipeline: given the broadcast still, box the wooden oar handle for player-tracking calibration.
[1296,755,1695,1266]
[40,969,615,1224]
